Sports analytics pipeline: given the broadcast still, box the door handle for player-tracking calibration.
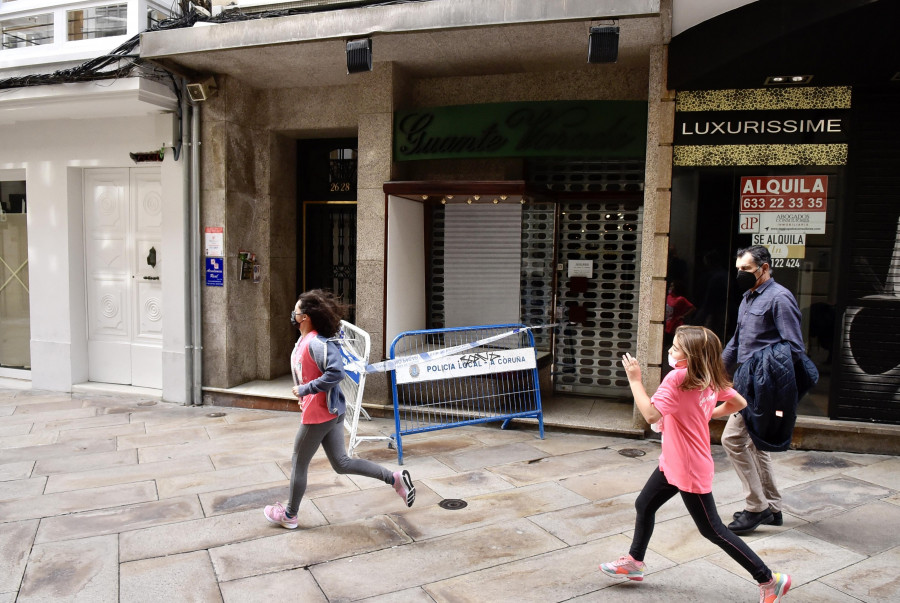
[147,247,157,268]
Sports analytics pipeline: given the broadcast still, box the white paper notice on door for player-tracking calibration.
[568,259,593,278]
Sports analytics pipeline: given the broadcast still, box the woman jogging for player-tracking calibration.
[264,289,415,529]
[599,325,790,603]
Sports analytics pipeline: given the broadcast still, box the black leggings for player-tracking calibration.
[287,414,393,515]
[629,467,772,584]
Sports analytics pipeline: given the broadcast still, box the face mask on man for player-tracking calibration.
[735,267,761,293]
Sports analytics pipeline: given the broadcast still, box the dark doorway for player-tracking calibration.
[297,138,358,321]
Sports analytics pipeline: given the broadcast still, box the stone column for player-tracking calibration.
[355,62,405,402]
[636,1,674,428]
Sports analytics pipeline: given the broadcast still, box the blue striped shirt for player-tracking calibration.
[722,278,805,369]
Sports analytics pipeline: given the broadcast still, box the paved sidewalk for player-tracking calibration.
[1,386,899,602]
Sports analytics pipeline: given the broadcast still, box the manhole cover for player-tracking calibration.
[206,412,226,418]
[438,499,468,510]
[618,448,646,458]
[137,401,157,406]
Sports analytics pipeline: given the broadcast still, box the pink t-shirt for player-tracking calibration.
[291,331,338,425]
[651,368,737,494]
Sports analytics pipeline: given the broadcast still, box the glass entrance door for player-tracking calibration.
[0,179,29,370]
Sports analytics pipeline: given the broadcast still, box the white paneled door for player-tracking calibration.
[84,168,162,388]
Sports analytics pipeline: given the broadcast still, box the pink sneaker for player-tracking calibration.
[263,502,298,529]
[759,572,791,603]
[393,470,415,507]
[600,554,646,581]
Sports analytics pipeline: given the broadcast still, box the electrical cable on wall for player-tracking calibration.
[0,0,435,92]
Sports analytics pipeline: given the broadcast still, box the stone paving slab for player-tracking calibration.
[706,529,865,587]
[0,436,117,464]
[0,407,97,427]
[219,567,328,603]
[819,544,900,602]
[119,502,326,562]
[156,461,286,498]
[0,430,58,449]
[204,416,299,439]
[528,432,637,456]
[0,519,39,592]
[422,468,515,499]
[774,449,868,485]
[32,448,137,476]
[357,587,438,602]
[29,412,132,433]
[56,422,147,443]
[313,480,441,523]
[44,455,215,493]
[529,490,689,546]
[0,480,158,521]
[424,533,675,602]
[487,447,637,487]
[11,399,86,414]
[782,476,894,521]
[393,481,589,541]
[440,441,549,472]
[197,481,291,517]
[34,495,204,544]
[0,422,32,437]
[786,580,862,602]
[0,475,46,501]
[0,459,33,481]
[136,429,298,463]
[117,426,211,450]
[209,442,294,470]
[571,558,758,603]
[210,515,411,582]
[558,460,656,501]
[17,534,118,602]
[844,456,900,490]
[120,550,221,603]
[311,518,566,600]
[798,500,900,556]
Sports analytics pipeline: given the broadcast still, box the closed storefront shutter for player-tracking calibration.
[837,89,900,423]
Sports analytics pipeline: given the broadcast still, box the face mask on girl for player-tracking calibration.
[667,353,684,369]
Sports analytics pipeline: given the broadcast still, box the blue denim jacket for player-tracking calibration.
[723,278,805,370]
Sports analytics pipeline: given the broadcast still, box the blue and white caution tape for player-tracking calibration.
[343,324,557,374]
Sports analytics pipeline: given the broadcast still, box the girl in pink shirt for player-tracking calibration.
[600,326,791,603]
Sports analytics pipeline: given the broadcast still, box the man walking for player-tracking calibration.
[721,245,806,535]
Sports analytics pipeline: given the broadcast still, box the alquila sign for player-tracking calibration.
[393,100,648,161]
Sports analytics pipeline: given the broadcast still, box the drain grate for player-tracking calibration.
[438,499,468,510]
[618,448,646,458]
[206,412,226,418]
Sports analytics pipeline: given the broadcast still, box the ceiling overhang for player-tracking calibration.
[139,0,662,89]
[668,0,900,91]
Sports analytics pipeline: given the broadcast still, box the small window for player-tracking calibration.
[68,4,127,41]
[1,13,53,49]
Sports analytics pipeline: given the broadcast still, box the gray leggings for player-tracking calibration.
[287,414,393,515]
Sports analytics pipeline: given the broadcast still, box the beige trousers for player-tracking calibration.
[721,413,782,513]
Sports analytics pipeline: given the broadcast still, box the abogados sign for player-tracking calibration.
[393,101,647,161]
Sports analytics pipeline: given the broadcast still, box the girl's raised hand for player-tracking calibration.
[621,352,642,382]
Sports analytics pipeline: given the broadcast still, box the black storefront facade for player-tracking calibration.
[667,0,900,425]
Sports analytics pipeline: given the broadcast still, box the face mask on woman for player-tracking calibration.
[735,267,760,293]
[290,313,299,329]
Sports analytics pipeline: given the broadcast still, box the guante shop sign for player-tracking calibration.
[393,100,648,161]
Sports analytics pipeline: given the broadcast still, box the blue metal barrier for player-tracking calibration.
[389,323,544,465]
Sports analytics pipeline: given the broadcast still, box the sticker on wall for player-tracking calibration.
[205,227,224,257]
[205,257,224,287]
